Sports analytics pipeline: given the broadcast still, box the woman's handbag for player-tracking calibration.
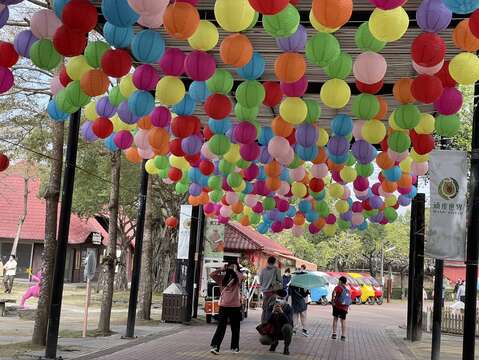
[256,323,274,336]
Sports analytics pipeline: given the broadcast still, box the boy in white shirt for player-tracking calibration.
[3,255,17,293]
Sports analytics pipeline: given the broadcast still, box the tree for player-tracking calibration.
[355,224,387,277]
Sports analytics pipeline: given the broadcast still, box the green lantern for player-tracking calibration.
[352,93,380,120]
[55,90,79,114]
[236,159,251,169]
[210,189,224,202]
[109,86,126,106]
[234,103,259,121]
[207,69,233,95]
[384,207,398,223]
[346,153,356,166]
[158,168,169,179]
[262,4,299,38]
[30,39,61,70]
[338,219,351,230]
[250,212,260,224]
[364,209,378,218]
[208,134,231,156]
[208,175,222,190]
[175,182,188,194]
[219,159,235,175]
[65,81,91,108]
[356,163,374,177]
[317,201,329,218]
[304,99,321,124]
[227,172,242,188]
[324,51,352,80]
[435,114,461,137]
[395,104,421,130]
[246,11,260,30]
[355,22,386,52]
[305,32,340,68]
[85,41,110,68]
[263,197,276,210]
[235,80,265,109]
[387,131,411,153]
[287,154,303,169]
[154,155,169,169]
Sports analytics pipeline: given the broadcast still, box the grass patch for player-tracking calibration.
[0,341,44,357]
[59,329,117,338]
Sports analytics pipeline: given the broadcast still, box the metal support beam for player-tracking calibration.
[412,193,425,342]
[193,206,205,319]
[185,205,199,322]
[125,160,149,338]
[407,196,417,340]
[45,110,81,359]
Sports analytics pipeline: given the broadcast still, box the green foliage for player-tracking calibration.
[451,85,474,152]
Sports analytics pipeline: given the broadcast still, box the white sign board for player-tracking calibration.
[177,205,192,260]
[426,150,467,260]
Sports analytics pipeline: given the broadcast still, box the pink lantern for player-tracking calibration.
[245,194,257,207]
[277,147,294,166]
[353,52,387,85]
[308,224,320,234]
[277,181,291,196]
[280,76,308,97]
[378,187,393,198]
[292,225,304,237]
[252,202,264,213]
[226,191,239,205]
[0,67,13,94]
[201,142,218,160]
[290,167,305,182]
[351,212,364,225]
[352,201,363,213]
[271,221,283,233]
[127,0,169,14]
[137,12,165,28]
[114,130,134,150]
[368,0,407,10]
[133,64,160,91]
[434,87,463,115]
[218,215,229,224]
[268,136,290,159]
[352,120,365,140]
[220,205,233,217]
[412,59,444,76]
[184,51,216,81]
[134,129,151,149]
[234,121,257,144]
[240,142,260,161]
[204,202,215,214]
[411,161,429,176]
[150,106,171,127]
[387,149,409,162]
[137,146,155,159]
[30,9,61,40]
[311,163,329,178]
[353,176,369,191]
[341,187,351,200]
[326,214,337,225]
[159,48,186,76]
[50,75,63,95]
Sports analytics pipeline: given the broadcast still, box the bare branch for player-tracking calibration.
[13,65,53,78]
[26,0,50,8]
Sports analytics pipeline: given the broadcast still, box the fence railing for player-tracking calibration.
[422,307,479,335]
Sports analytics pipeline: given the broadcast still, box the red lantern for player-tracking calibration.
[380,136,389,152]
[101,49,132,78]
[92,117,113,139]
[0,153,9,172]
[362,199,372,211]
[355,79,383,94]
[62,0,98,33]
[168,167,182,182]
[53,25,87,57]
[411,32,446,67]
[470,9,479,38]
[435,60,456,88]
[203,126,214,140]
[410,75,443,104]
[412,134,435,155]
[199,159,214,175]
[204,94,232,120]
[248,0,289,15]
[171,115,200,138]
[169,138,185,156]
[185,153,201,165]
[165,216,178,228]
[263,81,283,107]
[309,177,325,193]
[286,129,296,145]
[59,66,72,87]
[0,42,19,68]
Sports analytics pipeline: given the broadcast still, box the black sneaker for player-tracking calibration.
[332,333,337,340]
[302,329,310,337]
[231,348,240,354]
[341,336,346,341]
[283,346,290,355]
[210,347,220,355]
[269,341,278,352]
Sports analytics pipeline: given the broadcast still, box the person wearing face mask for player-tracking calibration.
[258,289,293,356]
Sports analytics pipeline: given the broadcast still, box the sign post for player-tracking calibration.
[82,250,96,338]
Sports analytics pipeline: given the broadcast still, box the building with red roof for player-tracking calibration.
[0,173,108,282]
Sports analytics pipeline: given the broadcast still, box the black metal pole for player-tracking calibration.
[193,206,205,318]
[125,160,149,338]
[462,95,479,360]
[45,110,81,359]
[412,193,425,342]
[407,197,418,340]
[185,205,199,322]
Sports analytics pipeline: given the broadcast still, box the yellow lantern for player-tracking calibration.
[279,97,308,125]
[156,76,185,106]
[119,74,137,98]
[323,223,337,236]
[170,155,190,170]
[84,101,98,121]
[317,128,329,147]
[410,149,430,162]
[449,52,479,85]
[145,159,160,175]
[214,0,255,32]
[188,20,219,51]
[415,113,435,134]
[320,79,351,109]
[362,119,386,144]
[385,195,397,207]
[399,157,413,173]
[291,182,307,198]
[329,183,344,198]
[66,55,92,81]
[369,7,409,42]
[224,143,241,163]
[335,199,349,213]
[340,166,357,183]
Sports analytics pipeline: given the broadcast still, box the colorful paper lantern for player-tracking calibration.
[92,117,113,139]
[416,0,452,33]
[305,32,340,68]
[355,22,386,52]
[263,81,283,107]
[312,0,352,29]
[442,0,479,14]
[187,20,219,51]
[353,52,387,85]
[410,74,443,104]
[185,51,216,81]
[30,9,61,40]
[279,97,307,125]
[434,87,463,116]
[369,7,409,42]
[320,79,351,109]
[276,25,307,52]
[220,33,253,68]
[155,76,185,105]
[435,114,460,137]
[236,80,265,109]
[101,0,139,27]
[131,30,165,63]
[62,0,98,33]
[0,66,13,94]
[248,0,288,15]
[0,41,18,68]
[80,69,109,97]
[362,119,386,144]
[214,0,255,32]
[411,32,446,67]
[205,94,232,120]
[163,2,200,40]
[101,49,132,78]
[103,22,134,49]
[324,51,352,80]
[449,52,479,85]
[29,39,61,70]
[13,30,37,59]
[236,52,265,80]
[352,93,380,120]
[263,4,300,38]
[394,104,421,129]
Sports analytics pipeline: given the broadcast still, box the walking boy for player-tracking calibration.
[331,276,351,341]
[3,254,17,293]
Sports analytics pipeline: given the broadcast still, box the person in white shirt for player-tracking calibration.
[3,255,17,293]
[456,281,466,303]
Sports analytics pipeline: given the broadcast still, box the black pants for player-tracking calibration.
[260,324,293,348]
[210,306,241,350]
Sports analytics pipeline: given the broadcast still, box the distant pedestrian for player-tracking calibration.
[454,280,460,297]
[457,281,466,303]
[3,255,17,294]
[331,276,352,341]
[290,285,310,337]
[260,256,282,323]
[282,268,291,297]
[210,262,245,355]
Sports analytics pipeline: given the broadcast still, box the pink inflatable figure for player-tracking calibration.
[20,272,42,308]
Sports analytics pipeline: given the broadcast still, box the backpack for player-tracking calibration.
[338,286,352,306]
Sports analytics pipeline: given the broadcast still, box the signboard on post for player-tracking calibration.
[204,217,225,260]
[426,150,467,260]
[177,205,192,260]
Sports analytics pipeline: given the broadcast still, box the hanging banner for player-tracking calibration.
[177,205,192,260]
[426,150,467,260]
[204,218,225,260]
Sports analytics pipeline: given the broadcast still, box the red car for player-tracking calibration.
[327,272,363,304]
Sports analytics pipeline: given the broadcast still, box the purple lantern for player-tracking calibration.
[240,142,260,161]
[189,183,202,196]
[150,106,171,127]
[0,66,13,94]
[416,0,452,33]
[81,121,98,143]
[184,50,216,81]
[114,130,133,149]
[398,194,412,206]
[276,24,307,52]
[233,121,257,144]
[434,87,463,115]
[369,195,384,209]
[0,5,8,29]
[118,100,140,124]
[327,136,349,156]
[181,134,202,155]
[295,123,318,147]
[13,30,37,58]
[341,211,353,222]
[159,48,185,76]
[352,140,376,164]
[133,64,160,91]
[280,76,308,97]
[96,96,117,118]
[258,146,273,164]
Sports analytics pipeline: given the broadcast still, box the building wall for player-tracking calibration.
[0,240,34,279]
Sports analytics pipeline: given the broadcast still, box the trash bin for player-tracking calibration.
[162,283,188,323]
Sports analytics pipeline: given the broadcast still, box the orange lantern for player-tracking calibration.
[312,0,352,29]
[393,78,415,104]
[398,173,412,188]
[165,216,178,228]
[376,151,395,170]
[80,69,109,97]
[137,116,152,130]
[274,52,306,83]
[152,140,170,156]
[266,176,282,191]
[312,147,328,164]
[239,215,250,226]
[231,202,244,214]
[220,33,253,67]
[453,19,479,52]
[327,159,344,172]
[294,213,305,225]
[199,191,210,205]
[381,180,398,193]
[148,127,169,149]
[375,96,388,120]
[313,217,326,229]
[272,116,294,137]
[265,160,282,177]
[188,195,200,206]
[125,147,142,164]
[163,2,200,40]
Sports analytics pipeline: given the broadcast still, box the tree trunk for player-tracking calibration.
[97,151,121,335]
[11,177,29,256]
[400,269,405,300]
[137,178,153,320]
[32,121,64,346]
[115,236,129,291]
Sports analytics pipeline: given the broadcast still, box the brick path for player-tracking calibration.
[91,306,410,360]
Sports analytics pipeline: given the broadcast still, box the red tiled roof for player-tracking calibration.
[226,222,293,256]
[0,174,108,245]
